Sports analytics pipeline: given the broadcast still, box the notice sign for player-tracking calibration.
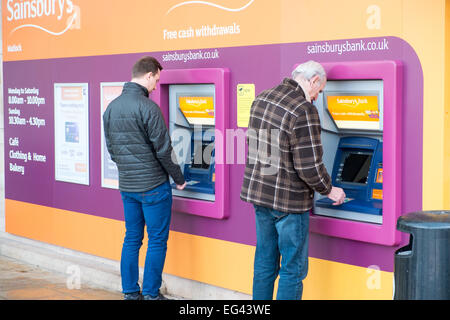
[179,96,215,126]
[100,83,124,189]
[327,95,380,130]
[54,83,89,185]
[237,83,255,128]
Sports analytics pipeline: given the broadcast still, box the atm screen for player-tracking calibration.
[191,143,213,169]
[326,94,380,130]
[339,152,373,184]
[178,96,215,126]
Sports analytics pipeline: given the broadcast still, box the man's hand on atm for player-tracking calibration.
[176,182,187,190]
[327,186,346,206]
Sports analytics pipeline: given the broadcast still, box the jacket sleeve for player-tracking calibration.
[145,104,186,185]
[288,105,332,195]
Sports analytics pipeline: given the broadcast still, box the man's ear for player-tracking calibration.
[310,74,321,87]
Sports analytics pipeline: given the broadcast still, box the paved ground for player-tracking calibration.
[0,254,123,300]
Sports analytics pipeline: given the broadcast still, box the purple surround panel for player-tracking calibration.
[153,68,230,219]
[309,60,403,246]
[3,36,423,272]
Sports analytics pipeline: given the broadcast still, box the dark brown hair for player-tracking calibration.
[132,56,163,78]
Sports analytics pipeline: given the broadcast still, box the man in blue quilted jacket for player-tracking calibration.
[103,56,186,300]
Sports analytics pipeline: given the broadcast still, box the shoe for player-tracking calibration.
[123,292,142,300]
[143,293,171,300]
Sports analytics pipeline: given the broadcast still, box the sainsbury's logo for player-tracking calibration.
[7,0,74,21]
[166,0,254,15]
[336,97,369,106]
[6,0,80,36]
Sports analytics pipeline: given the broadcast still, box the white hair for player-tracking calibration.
[291,60,326,83]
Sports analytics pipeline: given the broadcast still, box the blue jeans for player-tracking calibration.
[252,205,309,300]
[120,181,172,297]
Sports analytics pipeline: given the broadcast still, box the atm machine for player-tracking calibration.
[154,68,229,219]
[314,80,384,224]
[168,84,216,201]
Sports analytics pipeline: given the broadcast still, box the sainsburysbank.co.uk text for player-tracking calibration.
[162,49,220,63]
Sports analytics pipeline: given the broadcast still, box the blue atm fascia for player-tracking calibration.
[315,136,383,216]
[183,130,215,194]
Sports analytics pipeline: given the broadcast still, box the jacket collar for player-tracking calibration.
[282,77,309,101]
[123,81,149,97]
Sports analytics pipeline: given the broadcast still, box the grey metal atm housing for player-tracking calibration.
[314,79,384,224]
[169,84,216,202]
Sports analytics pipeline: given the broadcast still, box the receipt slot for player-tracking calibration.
[153,68,230,219]
[309,60,403,246]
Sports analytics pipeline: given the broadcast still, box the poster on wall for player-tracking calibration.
[54,83,90,185]
[236,84,255,128]
[100,82,124,189]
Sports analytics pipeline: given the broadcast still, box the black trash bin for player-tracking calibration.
[394,211,450,300]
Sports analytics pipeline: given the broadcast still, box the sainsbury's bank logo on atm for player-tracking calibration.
[336,97,369,106]
[6,0,80,36]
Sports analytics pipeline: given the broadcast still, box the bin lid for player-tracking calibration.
[397,211,450,232]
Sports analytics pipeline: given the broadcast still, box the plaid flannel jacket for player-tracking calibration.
[240,78,332,213]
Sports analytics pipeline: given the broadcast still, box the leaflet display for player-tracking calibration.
[54,83,89,185]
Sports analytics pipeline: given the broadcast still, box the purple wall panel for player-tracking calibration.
[3,36,423,272]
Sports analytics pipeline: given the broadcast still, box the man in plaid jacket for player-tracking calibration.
[240,60,346,300]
